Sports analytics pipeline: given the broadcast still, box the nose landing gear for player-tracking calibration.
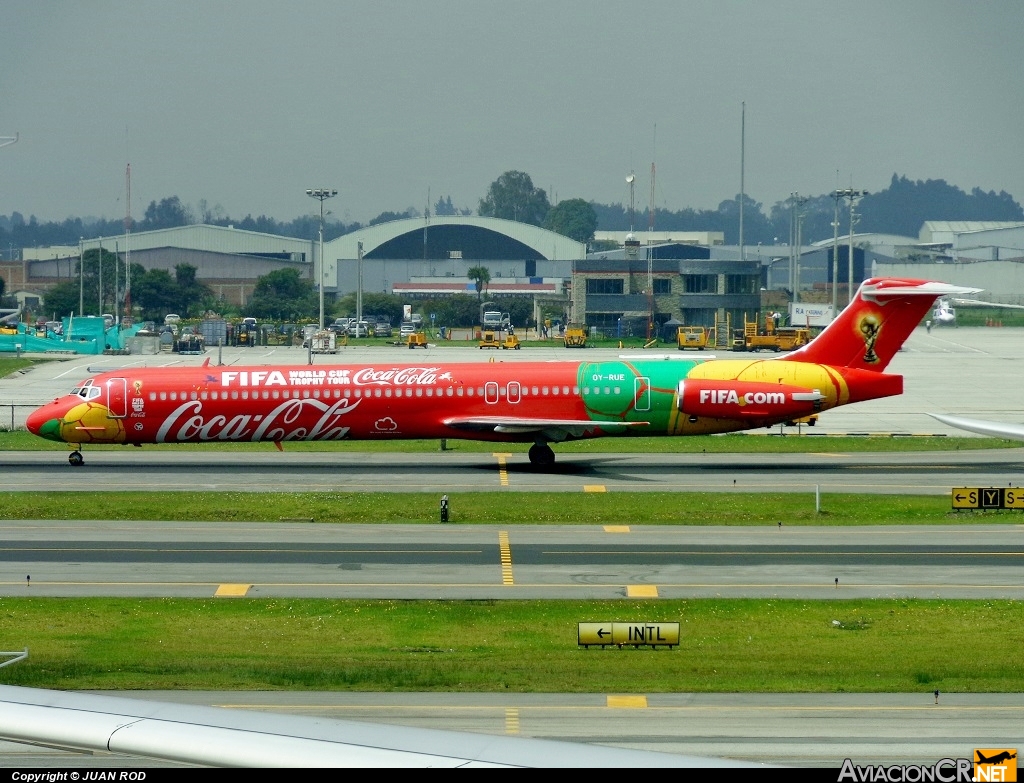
[68,450,84,467]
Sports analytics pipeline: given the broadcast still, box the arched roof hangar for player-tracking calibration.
[326,215,586,260]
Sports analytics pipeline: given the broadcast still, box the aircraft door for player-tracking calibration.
[484,381,500,404]
[506,381,521,404]
[634,376,651,412]
[106,378,128,418]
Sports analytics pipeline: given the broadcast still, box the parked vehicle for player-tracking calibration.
[373,318,392,337]
[348,320,370,338]
[301,324,318,348]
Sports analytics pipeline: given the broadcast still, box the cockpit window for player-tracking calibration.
[73,380,99,400]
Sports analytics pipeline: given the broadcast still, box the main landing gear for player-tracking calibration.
[528,442,555,467]
[68,450,84,467]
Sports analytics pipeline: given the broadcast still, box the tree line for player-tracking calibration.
[3,172,1021,259]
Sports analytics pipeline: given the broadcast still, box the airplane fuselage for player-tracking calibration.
[27,279,980,466]
[29,356,899,449]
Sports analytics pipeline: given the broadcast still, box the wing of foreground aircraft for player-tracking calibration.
[0,685,759,768]
[929,413,1024,442]
[27,277,980,468]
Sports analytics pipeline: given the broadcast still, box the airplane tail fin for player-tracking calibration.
[782,278,981,371]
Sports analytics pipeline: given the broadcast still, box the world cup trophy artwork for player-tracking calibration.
[858,313,881,364]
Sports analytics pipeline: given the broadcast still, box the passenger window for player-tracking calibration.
[149,392,156,401]
[191,392,198,401]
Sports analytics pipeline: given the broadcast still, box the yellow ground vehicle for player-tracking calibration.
[479,329,501,349]
[739,315,811,352]
[563,324,587,348]
[501,332,521,350]
[676,326,710,350]
[407,331,428,349]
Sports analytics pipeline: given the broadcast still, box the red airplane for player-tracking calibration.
[28,278,976,467]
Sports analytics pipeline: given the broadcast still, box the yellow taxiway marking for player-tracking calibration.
[584,485,607,493]
[493,452,512,487]
[607,695,648,709]
[504,707,520,734]
[214,583,251,597]
[603,525,630,533]
[498,530,514,585]
[626,585,659,598]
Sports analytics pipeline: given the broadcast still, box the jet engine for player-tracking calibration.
[678,379,824,421]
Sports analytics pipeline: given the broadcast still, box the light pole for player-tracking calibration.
[788,193,808,301]
[831,190,842,316]
[97,238,103,316]
[306,188,337,329]
[78,237,84,316]
[356,241,363,329]
[836,188,869,306]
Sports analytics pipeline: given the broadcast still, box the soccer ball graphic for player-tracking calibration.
[58,402,126,443]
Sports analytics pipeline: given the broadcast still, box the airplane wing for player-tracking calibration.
[443,416,649,438]
[929,413,1024,442]
[0,685,758,768]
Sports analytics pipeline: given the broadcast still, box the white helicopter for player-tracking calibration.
[931,298,957,325]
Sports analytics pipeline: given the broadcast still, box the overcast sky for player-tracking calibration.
[3,1,1023,228]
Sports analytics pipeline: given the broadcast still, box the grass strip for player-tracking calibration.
[1,598,1019,692]
[0,490,1007,525]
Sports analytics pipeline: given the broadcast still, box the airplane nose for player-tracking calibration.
[26,401,63,440]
